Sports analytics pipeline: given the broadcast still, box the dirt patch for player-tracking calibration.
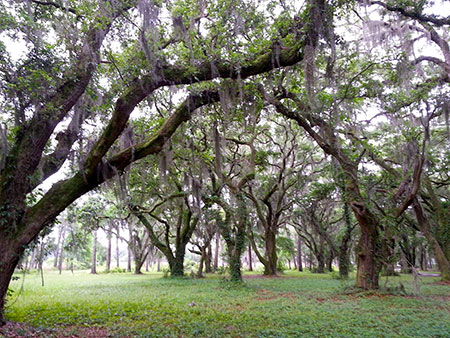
[0,321,111,338]
[255,288,296,301]
[434,280,450,286]
[243,274,283,279]
[429,295,450,302]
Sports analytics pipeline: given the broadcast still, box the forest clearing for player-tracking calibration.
[2,270,449,337]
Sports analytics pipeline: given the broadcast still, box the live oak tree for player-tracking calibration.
[245,117,299,276]
[0,0,308,323]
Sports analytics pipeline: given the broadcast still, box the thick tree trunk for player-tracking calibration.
[169,254,184,277]
[316,251,325,273]
[134,258,144,274]
[326,252,334,272]
[91,230,97,274]
[297,237,303,272]
[0,240,23,325]
[228,251,243,282]
[264,228,278,275]
[354,221,380,289]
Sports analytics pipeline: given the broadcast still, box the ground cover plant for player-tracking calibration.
[2,270,449,337]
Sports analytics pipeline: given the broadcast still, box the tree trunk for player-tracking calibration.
[420,245,427,271]
[134,257,144,274]
[0,245,22,325]
[58,243,64,275]
[316,251,325,273]
[145,253,151,272]
[29,248,37,270]
[413,199,450,280]
[197,250,205,278]
[53,226,63,268]
[264,228,278,275]
[127,246,132,272]
[338,202,352,278]
[248,243,253,271]
[106,232,112,272]
[205,244,212,273]
[354,220,380,289]
[297,237,303,272]
[228,251,243,282]
[326,252,333,272]
[157,257,161,272]
[214,232,220,271]
[116,228,120,268]
[91,230,97,274]
[169,253,184,277]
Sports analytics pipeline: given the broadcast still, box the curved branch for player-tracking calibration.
[366,1,450,27]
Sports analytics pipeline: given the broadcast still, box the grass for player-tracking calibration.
[3,270,450,337]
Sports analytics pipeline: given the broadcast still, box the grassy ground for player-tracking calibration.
[2,270,450,337]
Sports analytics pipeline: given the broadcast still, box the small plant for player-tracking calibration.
[162,268,170,278]
[6,276,20,303]
[216,266,228,275]
[109,267,126,273]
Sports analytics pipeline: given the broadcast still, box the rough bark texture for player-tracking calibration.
[264,229,278,275]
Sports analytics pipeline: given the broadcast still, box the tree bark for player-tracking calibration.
[248,243,253,271]
[264,228,278,275]
[205,244,212,273]
[106,231,112,272]
[316,251,325,273]
[297,237,303,272]
[127,246,132,272]
[0,245,21,325]
[168,251,185,277]
[214,232,220,271]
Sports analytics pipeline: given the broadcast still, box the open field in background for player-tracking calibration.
[2,270,450,338]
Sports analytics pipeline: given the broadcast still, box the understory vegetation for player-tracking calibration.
[3,271,450,337]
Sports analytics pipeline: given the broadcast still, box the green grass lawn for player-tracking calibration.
[3,270,450,337]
